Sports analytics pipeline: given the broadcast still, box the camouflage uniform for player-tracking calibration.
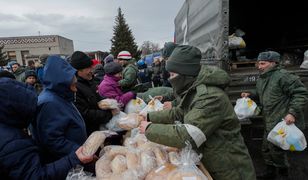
[255,65,308,168]
[119,63,138,93]
[137,86,174,103]
[145,66,256,180]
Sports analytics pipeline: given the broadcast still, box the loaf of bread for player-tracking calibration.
[96,155,112,179]
[145,163,177,180]
[167,171,207,180]
[98,99,119,110]
[117,113,141,130]
[82,131,106,156]
[153,147,168,166]
[126,150,140,170]
[111,155,127,174]
[168,152,181,166]
[141,150,157,174]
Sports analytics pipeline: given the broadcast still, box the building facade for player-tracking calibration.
[0,35,74,65]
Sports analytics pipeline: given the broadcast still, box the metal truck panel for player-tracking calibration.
[174,0,228,62]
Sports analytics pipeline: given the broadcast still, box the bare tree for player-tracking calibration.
[140,41,160,56]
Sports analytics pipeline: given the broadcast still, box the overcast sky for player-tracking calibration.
[0,0,185,52]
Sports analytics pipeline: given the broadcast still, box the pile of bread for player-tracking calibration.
[81,131,209,180]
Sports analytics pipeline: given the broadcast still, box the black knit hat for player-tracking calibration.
[25,70,37,79]
[104,62,123,75]
[0,70,15,79]
[70,51,93,70]
[166,45,201,76]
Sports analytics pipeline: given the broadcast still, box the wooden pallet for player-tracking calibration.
[230,61,257,70]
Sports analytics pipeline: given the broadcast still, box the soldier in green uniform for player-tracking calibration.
[139,45,256,180]
[242,51,308,179]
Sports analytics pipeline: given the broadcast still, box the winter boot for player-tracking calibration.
[257,165,276,179]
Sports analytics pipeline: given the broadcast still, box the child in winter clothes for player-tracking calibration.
[98,62,135,108]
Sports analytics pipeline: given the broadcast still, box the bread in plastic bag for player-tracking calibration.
[82,131,106,156]
[111,155,127,174]
[228,34,246,49]
[124,97,147,114]
[145,163,177,180]
[98,99,120,110]
[234,97,257,120]
[167,143,208,180]
[168,151,181,166]
[267,120,307,151]
[66,165,94,180]
[117,113,143,130]
[140,150,157,175]
[139,99,163,116]
[106,111,127,132]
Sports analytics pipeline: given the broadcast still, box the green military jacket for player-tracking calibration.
[119,63,138,92]
[137,86,174,103]
[255,66,308,131]
[145,66,256,180]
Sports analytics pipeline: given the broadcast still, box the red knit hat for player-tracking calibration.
[117,51,132,60]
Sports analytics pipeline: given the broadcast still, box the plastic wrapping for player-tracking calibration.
[145,163,177,180]
[139,98,163,116]
[82,131,106,156]
[106,111,127,132]
[124,98,147,114]
[66,165,94,180]
[117,113,142,130]
[234,97,257,120]
[228,34,246,49]
[267,120,307,151]
[300,50,308,69]
[98,99,120,110]
[111,155,127,174]
[167,143,208,180]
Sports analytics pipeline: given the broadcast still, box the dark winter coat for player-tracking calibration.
[32,56,87,163]
[0,78,81,180]
[75,75,113,135]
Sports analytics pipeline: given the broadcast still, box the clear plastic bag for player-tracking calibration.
[228,34,246,49]
[234,97,257,120]
[267,120,307,151]
[117,113,143,130]
[139,98,163,116]
[124,97,147,114]
[66,165,94,180]
[167,143,208,180]
[300,50,308,69]
[82,130,118,156]
[106,111,127,132]
[98,98,120,110]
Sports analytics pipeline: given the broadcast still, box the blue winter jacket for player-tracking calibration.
[31,56,87,163]
[0,78,81,180]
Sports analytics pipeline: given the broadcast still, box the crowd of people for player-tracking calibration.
[0,42,307,180]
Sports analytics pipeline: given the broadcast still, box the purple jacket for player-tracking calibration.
[98,75,135,106]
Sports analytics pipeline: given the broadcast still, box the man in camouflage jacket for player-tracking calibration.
[242,51,308,179]
[139,45,256,180]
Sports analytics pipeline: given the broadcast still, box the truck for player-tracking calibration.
[174,0,308,177]
[174,0,308,119]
